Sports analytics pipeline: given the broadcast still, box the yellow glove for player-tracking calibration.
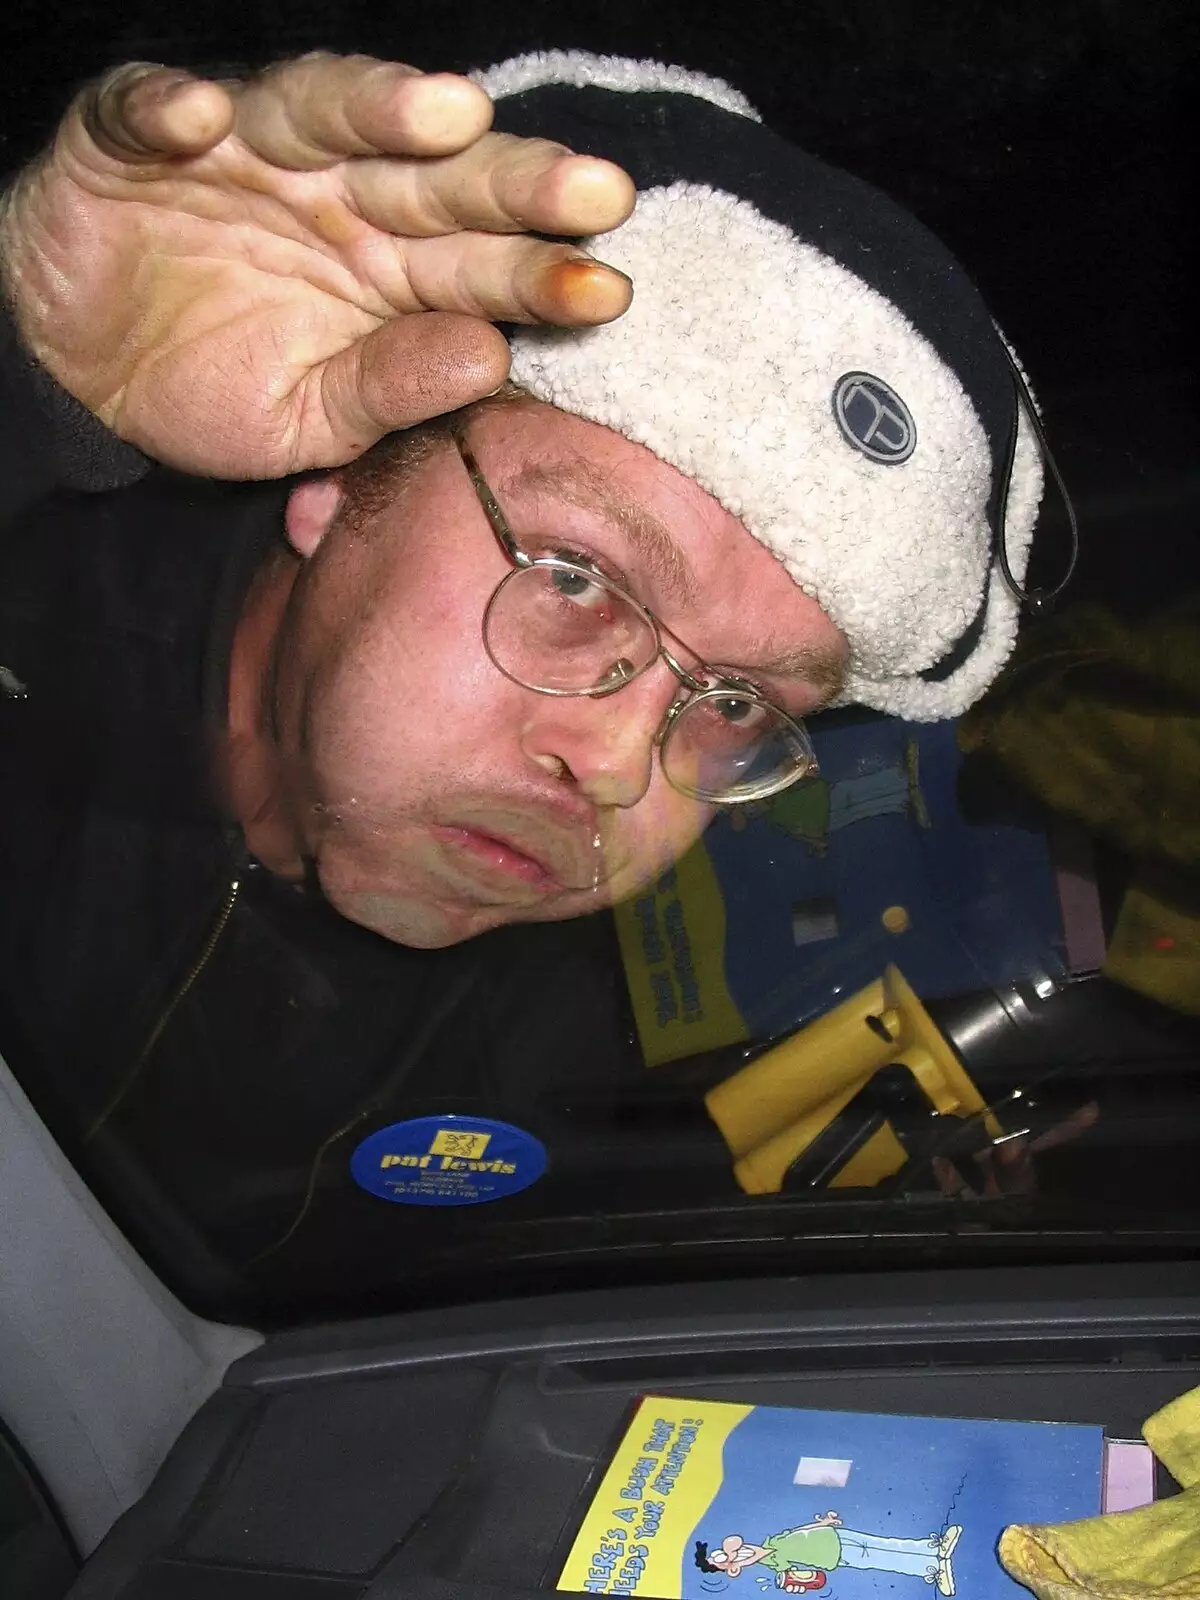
[999,1385,1200,1599]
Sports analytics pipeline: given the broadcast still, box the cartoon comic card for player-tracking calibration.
[556,1396,1104,1600]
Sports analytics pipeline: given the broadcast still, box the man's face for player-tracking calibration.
[267,402,846,948]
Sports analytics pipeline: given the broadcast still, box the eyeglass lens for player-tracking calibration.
[661,690,815,803]
[484,559,659,693]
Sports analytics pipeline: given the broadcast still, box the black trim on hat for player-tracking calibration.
[493,83,1024,687]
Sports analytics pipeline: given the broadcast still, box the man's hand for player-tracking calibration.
[0,54,635,478]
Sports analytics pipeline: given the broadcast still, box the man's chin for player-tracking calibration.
[325,885,608,949]
[327,888,496,949]
[312,835,656,948]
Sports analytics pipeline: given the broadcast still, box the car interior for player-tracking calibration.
[1,4,1198,1598]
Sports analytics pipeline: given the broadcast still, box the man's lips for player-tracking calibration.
[429,824,566,888]
[428,792,623,892]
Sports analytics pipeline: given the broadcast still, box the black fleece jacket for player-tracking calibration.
[0,303,669,1326]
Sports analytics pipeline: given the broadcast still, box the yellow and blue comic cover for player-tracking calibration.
[557,1395,1104,1600]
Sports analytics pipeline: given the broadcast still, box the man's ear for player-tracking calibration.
[285,476,344,559]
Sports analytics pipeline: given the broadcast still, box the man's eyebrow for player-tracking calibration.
[749,641,849,703]
[504,458,697,608]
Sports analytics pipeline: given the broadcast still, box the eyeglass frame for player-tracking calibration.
[452,429,819,804]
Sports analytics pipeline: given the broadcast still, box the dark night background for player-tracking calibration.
[0,3,1198,1324]
[2,0,1198,606]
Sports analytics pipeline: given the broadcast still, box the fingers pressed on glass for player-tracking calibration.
[82,65,235,162]
[395,233,633,325]
[344,137,636,238]
[233,54,493,169]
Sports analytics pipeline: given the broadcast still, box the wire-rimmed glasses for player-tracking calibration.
[455,434,819,805]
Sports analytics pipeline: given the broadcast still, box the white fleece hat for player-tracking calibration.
[476,51,1047,721]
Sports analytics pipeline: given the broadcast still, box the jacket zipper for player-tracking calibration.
[85,874,242,1141]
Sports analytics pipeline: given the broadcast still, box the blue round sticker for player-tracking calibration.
[350,1115,547,1207]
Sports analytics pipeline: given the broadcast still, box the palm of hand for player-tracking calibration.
[1,58,634,477]
[29,151,409,475]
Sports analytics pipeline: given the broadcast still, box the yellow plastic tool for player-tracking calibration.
[705,965,1000,1194]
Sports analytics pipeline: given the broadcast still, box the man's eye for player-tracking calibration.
[550,562,610,609]
[714,696,767,728]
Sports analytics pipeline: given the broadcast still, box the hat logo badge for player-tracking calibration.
[832,372,916,464]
